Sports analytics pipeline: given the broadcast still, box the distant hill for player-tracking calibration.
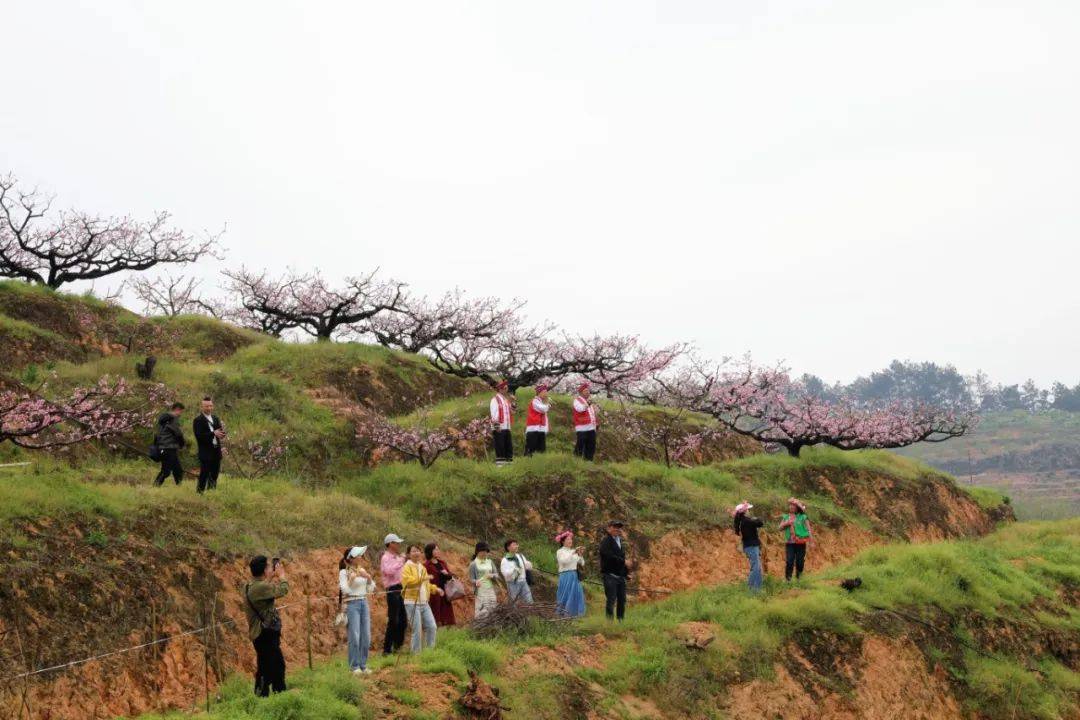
[898,410,1080,520]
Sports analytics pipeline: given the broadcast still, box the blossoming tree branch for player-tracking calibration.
[647,358,976,457]
[0,174,219,289]
[0,377,165,449]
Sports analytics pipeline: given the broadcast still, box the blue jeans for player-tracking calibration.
[404,602,437,652]
[345,599,370,670]
[744,546,763,592]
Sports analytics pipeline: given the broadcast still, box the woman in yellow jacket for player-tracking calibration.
[401,544,443,652]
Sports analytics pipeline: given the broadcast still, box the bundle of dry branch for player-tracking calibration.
[467,600,569,638]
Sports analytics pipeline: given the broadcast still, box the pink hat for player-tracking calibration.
[535,383,549,393]
[578,382,591,393]
[554,530,574,544]
[732,501,753,516]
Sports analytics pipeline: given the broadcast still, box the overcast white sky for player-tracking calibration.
[2,1,1077,386]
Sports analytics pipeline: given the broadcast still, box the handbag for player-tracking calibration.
[333,611,347,628]
[244,584,282,633]
[525,569,535,587]
[148,443,162,462]
[444,577,466,601]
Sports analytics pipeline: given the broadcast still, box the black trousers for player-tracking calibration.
[382,586,406,653]
[603,574,627,620]
[574,430,597,461]
[198,449,222,493]
[252,628,286,696]
[785,543,807,580]
[524,431,547,456]
[492,429,513,462]
[154,449,183,486]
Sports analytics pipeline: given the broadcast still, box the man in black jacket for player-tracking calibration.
[153,402,186,486]
[193,396,225,493]
[598,520,629,621]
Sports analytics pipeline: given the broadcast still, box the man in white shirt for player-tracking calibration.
[572,382,598,461]
[489,380,514,465]
[500,539,534,604]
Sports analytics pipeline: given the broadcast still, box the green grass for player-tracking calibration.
[727,444,938,483]
[339,453,859,570]
[145,661,373,720]
[0,460,447,556]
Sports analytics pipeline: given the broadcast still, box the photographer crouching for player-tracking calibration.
[243,555,289,696]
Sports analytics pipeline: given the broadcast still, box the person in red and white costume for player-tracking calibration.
[524,384,551,456]
[489,380,514,465]
[572,382,598,461]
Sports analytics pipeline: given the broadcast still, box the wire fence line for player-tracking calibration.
[1,514,671,692]
[0,593,337,684]
[0,559,672,688]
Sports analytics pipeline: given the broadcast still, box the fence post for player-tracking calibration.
[306,592,314,671]
[203,601,211,714]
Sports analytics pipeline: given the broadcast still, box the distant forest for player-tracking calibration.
[803,361,1080,413]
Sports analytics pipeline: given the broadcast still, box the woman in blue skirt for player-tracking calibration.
[554,530,586,617]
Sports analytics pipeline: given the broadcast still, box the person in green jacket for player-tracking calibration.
[243,555,289,696]
[779,498,813,581]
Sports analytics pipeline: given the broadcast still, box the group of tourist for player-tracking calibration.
[490,380,599,464]
[150,396,225,493]
[241,520,632,693]
[243,502,815,697]
[733,497,815,591]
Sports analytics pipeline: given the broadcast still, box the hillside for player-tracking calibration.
[899,410,1080,520]
[0,285,1073,720]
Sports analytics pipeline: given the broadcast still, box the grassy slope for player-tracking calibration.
[405,392,755,462]
[0,449,977,557]
[135,518,1080,720]
[2,284,1071,719]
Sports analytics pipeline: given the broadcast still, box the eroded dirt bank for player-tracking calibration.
[0,541,473,720]
[0,468,1010,720]
[725,635,964,720]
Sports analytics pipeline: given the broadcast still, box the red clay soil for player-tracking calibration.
[635,523,879,595]
[0,545,474,720]
[725,635,964,720]
[0,468,1008,720]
